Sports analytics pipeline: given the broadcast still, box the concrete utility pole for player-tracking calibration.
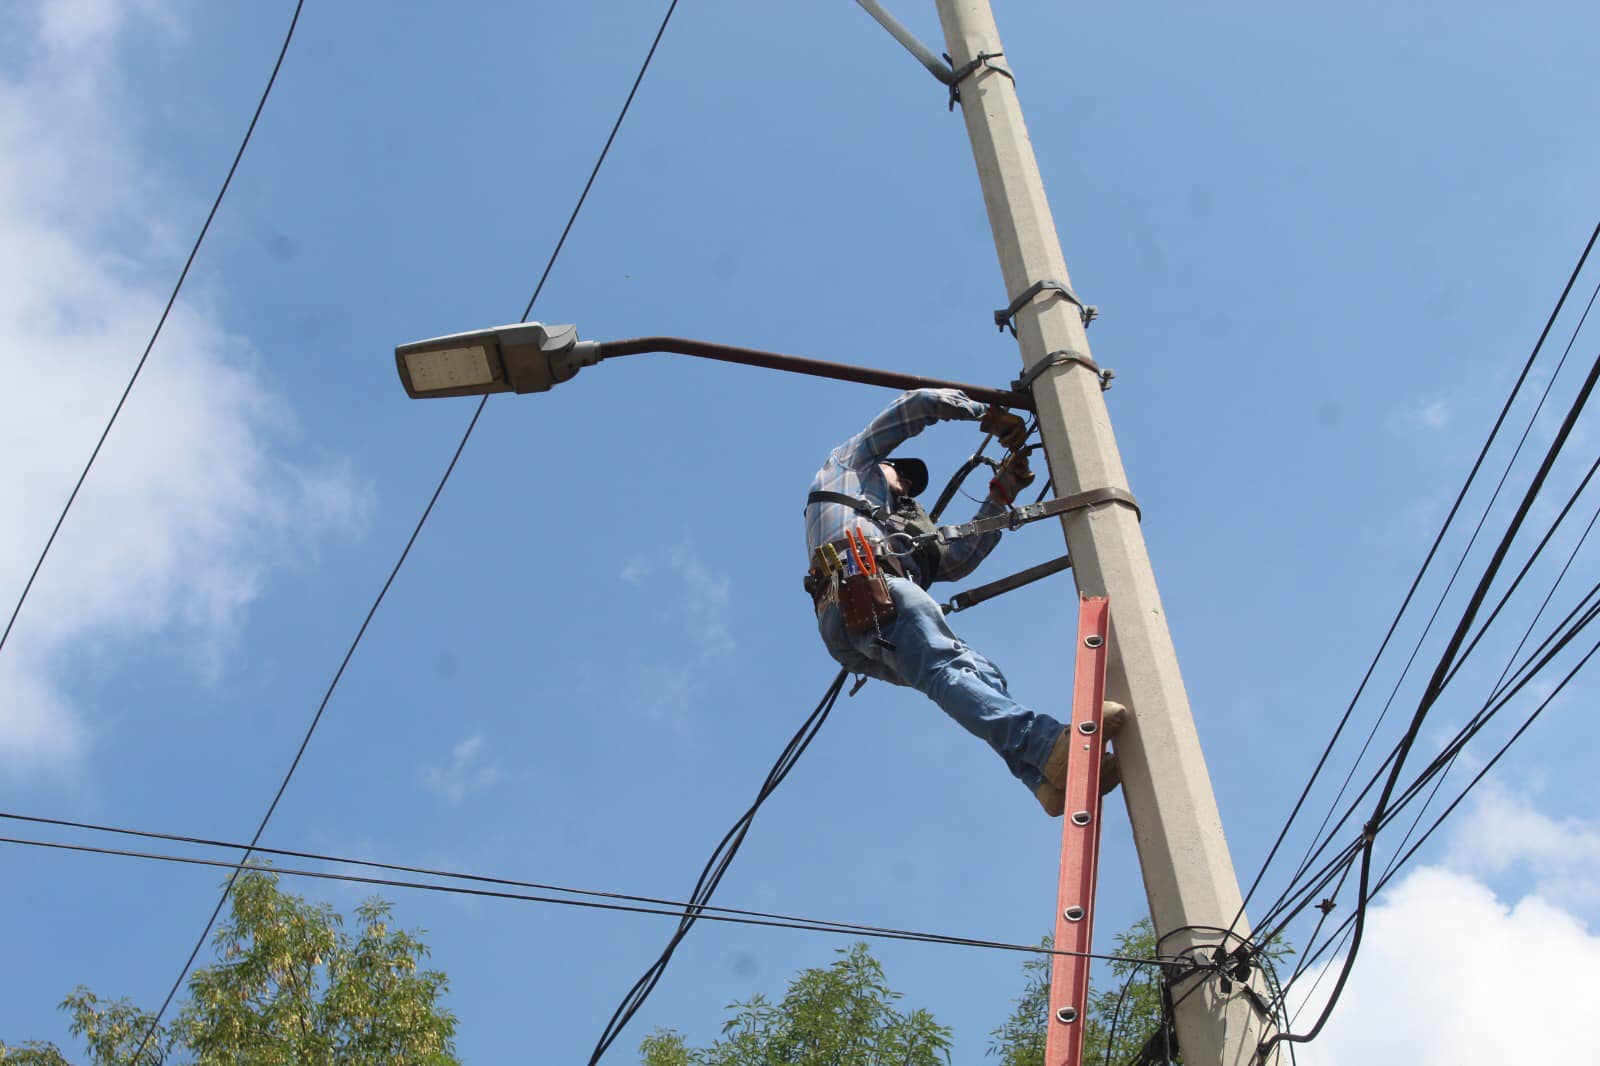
[929,2,1280,1063]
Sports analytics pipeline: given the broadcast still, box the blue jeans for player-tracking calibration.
[817,575,1064,793]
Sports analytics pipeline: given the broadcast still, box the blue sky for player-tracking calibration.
[2,1,1599,1062]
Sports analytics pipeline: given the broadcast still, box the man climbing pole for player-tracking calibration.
[804,388,1120,814]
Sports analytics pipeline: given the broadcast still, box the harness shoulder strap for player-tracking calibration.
[806,490,886,520]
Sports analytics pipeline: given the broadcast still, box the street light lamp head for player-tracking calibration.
[394,321,601,399]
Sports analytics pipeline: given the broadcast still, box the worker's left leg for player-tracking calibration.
[823,576,1064,791]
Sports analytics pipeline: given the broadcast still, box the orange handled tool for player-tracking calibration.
[849,525,879,576]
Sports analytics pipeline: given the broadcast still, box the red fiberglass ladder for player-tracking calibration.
[1045,595,1113,1066]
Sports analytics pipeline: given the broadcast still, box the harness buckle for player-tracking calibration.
[882,531,918,558]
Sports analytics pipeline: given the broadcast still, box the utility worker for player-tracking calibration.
[805,388,1117,814]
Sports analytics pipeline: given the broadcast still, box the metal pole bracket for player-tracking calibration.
[995,279,1098,334]
[947,50,1013,110]
[1013,349,1115,393]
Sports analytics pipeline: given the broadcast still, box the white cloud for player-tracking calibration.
[420,734,501,806]
[1413,397,1449,430]
[617,539,734,659]
[1442,781,1600,914]
[1286,787,1600,1065]
[0,2,367,771]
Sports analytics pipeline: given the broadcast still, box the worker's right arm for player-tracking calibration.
[830,389,985,472]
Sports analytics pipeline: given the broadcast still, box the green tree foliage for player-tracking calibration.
[987,921,1166,1066]
[638,943,953,1066]
[1,869,457,1065]
[989,918,1294,1066]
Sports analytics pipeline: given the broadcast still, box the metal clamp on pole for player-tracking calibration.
[1014,350,1114,393]
[933,485,1141,545]
[994,279,1098,334]
[946,49,1013,110]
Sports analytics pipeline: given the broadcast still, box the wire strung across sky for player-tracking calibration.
[0,0,307,663]
[1227,220,1600,1058]
[588,665,836,1063]
[1252,226,1599,904]
[0,810,1166,971]
[1232,219,1600,935]
[129,0,685,1058]
[1271,381,1600,1055]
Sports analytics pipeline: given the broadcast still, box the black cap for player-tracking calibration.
[888,457,929,498]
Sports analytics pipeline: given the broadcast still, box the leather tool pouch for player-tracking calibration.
[839,571,896,634]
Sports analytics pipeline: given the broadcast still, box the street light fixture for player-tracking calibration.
[393,323,1034,411]
[394,322,602,399]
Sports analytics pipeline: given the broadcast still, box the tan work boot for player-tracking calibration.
[1100,701,1127,796]
[1035,781,1066,817]
[1099,752,1121,796]
[1042,701,1128,788]
[1040,701,1129,803]
[1102,701,1128,737]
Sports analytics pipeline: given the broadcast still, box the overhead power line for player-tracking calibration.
[0,0,307,662]
[1261,321,1600,1058]
[588,665,838,1064]
[133,1,684,1057]
[0,822,1164,969]
[1277,625,1600,1026]
[1234,219,1600,932]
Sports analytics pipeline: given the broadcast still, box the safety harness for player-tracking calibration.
[806,490,947,589]
[806,481,1139,587]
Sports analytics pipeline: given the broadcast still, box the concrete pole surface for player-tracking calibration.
[929,2,1281,1063]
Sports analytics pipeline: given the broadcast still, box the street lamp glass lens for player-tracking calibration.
[404,346,494,392]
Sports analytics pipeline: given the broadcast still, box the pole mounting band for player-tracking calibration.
[994,279,1098,334]
[946,50,1013,110]
[1013,349,1115,393]
[933,485,1141,544]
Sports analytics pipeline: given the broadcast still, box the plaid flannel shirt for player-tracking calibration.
[804,388,1005,584]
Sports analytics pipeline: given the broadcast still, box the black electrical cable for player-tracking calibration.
[2,804,1081,943]
[1256,581,1600,1040]
[1435,454,1600,696]
[1264,402,1600,1066]
[1255,579,1600,948]
[1266,857,1355,1015]
[132,2,683,1057]
[1246,263,1600,946]
[0,831,1165,968]
[1254,539,1600,943]
[586,667,842,1064]
[131,392,490,1061]
[929,435,995,521]
[0,0,307,662]
[1101,963,1141,1066]
[1233,219,1600,933]
[1280,268,1600,900]
[1279,600,1600,984]
[1277,622,1599,1014]
[1253,560,1600,941]
[1375,476,1600,889]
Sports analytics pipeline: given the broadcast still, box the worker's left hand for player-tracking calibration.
[990,449,1035,504]
[980,406,1029,451]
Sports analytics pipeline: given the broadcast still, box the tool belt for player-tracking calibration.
[804,531,904,633]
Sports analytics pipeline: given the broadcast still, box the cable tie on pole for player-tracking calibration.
[944,50,1013,110]
[994,279,1097,334]
[1012,349,1114,393]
